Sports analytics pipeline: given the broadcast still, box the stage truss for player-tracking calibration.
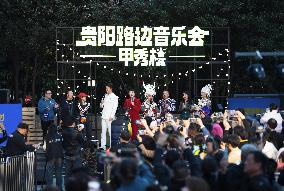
[56,27,230,112]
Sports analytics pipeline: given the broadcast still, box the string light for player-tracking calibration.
[104,66,106,68]
[126,73,128,76]
[192,69,195,72]
[199,66,203,69]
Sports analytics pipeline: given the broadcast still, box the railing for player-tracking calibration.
[0,152,36,191]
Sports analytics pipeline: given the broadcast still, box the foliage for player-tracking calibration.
[0,0,283,104]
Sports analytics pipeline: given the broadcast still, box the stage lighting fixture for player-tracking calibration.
[276,64,284,79]
[247,64,266,80]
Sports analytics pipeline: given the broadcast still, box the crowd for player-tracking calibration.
[0,83,284,191]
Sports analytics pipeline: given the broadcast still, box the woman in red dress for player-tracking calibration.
[123,89,141,140]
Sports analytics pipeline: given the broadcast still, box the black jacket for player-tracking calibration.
[46,127,64,161]
[5,130,35,156]
[241,174,272,191]
[0,130,7,144]
[62,127,83,156]
[60,99,77,125]
[269,131,284,150]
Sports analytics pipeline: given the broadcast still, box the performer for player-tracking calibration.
[123,89,141,140]
[76,92,91,140]
[178,91,192,119]
[158,90,176,117]
[197,84,212,116]
[141,83,159,120]
[100,83,118,149]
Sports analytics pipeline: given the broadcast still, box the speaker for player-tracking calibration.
[0,89,11,103]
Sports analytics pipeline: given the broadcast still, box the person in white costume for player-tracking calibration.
[100,83,118,149]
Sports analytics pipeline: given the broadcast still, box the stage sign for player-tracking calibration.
[75,26,209,66]
[0,104,22,146]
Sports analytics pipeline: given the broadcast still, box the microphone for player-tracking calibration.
[131,96,134,102]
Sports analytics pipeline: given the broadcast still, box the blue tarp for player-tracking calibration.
[0,104,22,146]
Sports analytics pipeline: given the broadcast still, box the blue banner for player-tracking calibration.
[0,104,22,146]
[228,97,280,115]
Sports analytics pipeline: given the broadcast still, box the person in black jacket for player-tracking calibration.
[0,123,7,144]
[266,118,284,150]
[45,124,64,190]
[5,123,37,156]
[62,117,84,182]
[60,91,77,128]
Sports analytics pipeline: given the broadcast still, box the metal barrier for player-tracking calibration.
[0,152,36,191]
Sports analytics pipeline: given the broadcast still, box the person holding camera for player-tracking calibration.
[110,130,136,154]
[62,117,84,181]
[5,123,38,156]
[38,89,59,143]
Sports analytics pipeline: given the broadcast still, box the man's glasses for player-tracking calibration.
[46,92,52,95]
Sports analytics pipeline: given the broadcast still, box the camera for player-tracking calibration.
[75,124,84,131]
[189,118,197,123]
[98,153,114,164]
[134,120,142,126]
[117,147,137,158]
[228,110,236,117]
[138,129,145,135]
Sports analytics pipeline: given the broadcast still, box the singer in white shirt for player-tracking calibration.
[100,83,118,149]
